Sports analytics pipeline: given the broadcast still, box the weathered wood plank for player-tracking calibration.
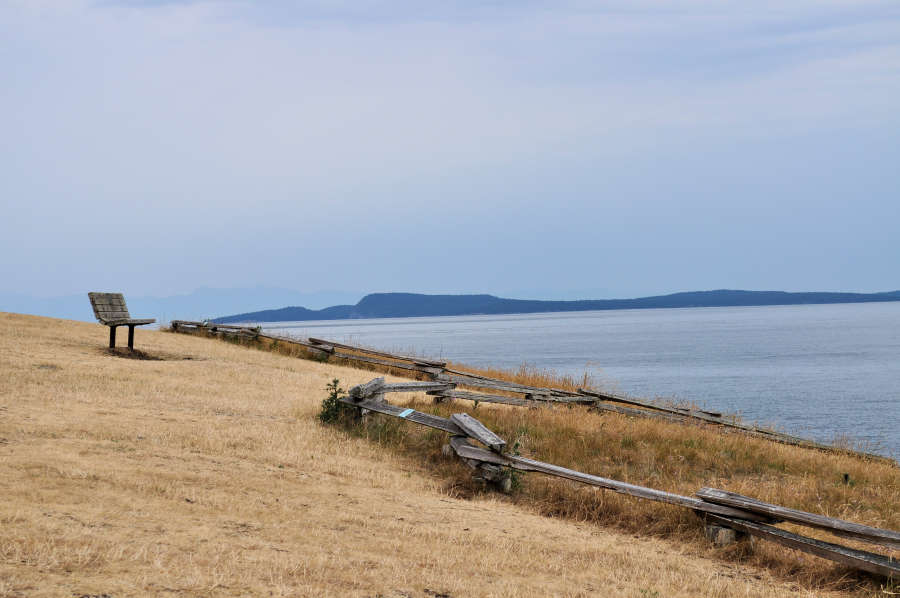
[100,313,131,322]
[413,360,442,368]
[443,368,581,397]
[90,298,116,306]
[256,333,329,351]
[449,442,775,523]
[92,305,129,313]
[450,413,506,452]
[526,392,597,405]
[256,334,446,375]
[697,488,900,550]
[88,293,126,307]
[209,323,261,331]
[676,406,723,418]
[704,514,900,579]
[106,318,156,326]
[445,374,579,399]
[332,350,422,372]
[258,333,443,375]
[170,320,203,327]
[449,437,510,488]
[348,377,385,400]
[308,337,446,367]
[337,396,464,435]
[592,401,689,423]
[91,308,127,315]
[445,373,542,394]
[578,388,722,420]
[382,382,456,394]
[428,389,531,407]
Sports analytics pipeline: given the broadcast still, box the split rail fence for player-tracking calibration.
[345,377,898,579]
[167,320,899,578]
[169,320,893,464]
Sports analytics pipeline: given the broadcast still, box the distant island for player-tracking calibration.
[213,289,900,324]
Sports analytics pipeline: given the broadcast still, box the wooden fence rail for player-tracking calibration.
[696,487,900,550]
[167,321,894,464]
[338,377,899,579]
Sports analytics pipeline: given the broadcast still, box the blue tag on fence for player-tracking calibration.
[398,408,415,418]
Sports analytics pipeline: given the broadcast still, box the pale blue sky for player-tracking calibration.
[2,0,898,302]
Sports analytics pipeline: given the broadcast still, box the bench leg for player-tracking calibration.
[109,326,117,349]
[128,325,135,351]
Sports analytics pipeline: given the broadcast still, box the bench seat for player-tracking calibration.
[105,318,156,326]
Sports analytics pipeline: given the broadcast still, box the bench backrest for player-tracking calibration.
[88,292,131,324]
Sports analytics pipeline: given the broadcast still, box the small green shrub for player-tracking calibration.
[318,379,350,424]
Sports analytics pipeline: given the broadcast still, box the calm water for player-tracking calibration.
[262,302,900,458]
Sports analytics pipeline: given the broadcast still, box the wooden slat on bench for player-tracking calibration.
[106,318,156,326]
[89,294,126,306]
[697,488,900,550]
[91,304,128,312]
[90,298,126,306]
[88,292,132,323]
[101,313,131,322]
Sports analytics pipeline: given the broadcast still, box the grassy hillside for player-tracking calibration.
[0,312,894,597]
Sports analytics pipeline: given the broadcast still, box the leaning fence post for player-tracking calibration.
[446,435,513,493]
[347,377,385,422]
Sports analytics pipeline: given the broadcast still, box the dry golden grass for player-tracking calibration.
[445,361,596,394]
[0,312,893,597]
[184,324,899,592]
[373,399,899,586]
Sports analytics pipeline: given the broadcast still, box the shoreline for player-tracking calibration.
[253,302,900,460]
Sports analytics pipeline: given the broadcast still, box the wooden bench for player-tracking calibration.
[88,292,156,350]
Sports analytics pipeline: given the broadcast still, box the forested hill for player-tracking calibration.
[212,289,900,323]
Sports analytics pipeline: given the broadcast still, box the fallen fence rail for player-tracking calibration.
[704,515,899,579]
[337,377,899,580]
[309,337,446,368]
[697,487,900,550]
[167,322,894,464]
[578,387,724,419]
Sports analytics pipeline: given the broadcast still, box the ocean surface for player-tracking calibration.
[261,302,900,458]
